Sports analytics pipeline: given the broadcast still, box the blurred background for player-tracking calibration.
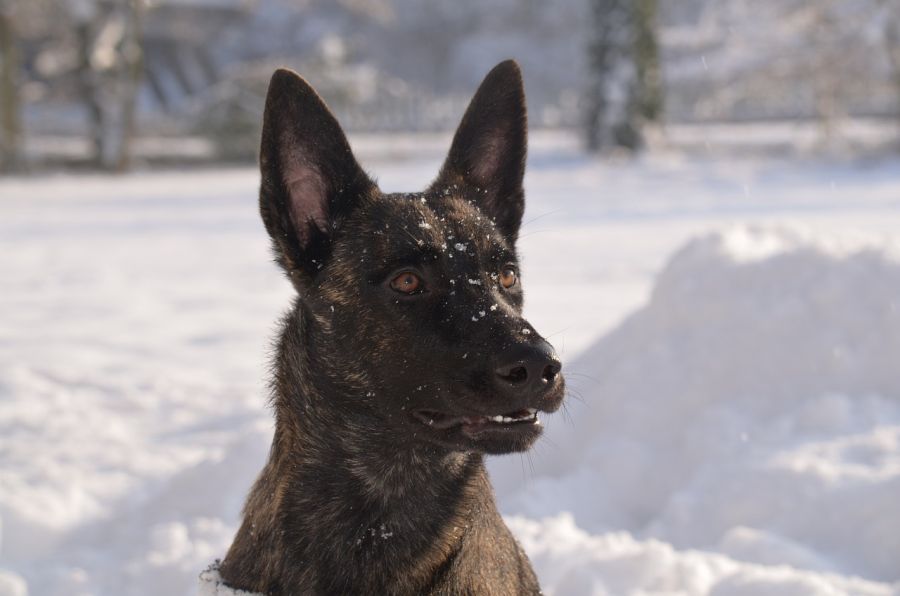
[2,0,899,171]
[3,2,900,596]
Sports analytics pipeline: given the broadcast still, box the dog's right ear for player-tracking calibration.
[258,68,375,285]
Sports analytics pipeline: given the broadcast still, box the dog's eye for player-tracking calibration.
[499,267,518,289]
[390,271,423,294]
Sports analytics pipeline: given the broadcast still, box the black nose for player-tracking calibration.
[494,341,562,396]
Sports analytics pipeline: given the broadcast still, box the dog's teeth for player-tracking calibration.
[486,412,540,424]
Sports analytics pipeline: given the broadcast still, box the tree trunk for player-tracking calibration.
[75,20,106,168]
[115,0,144,171]
[632,0,662,124]
[0,8,23,171]
[885,13,900,136]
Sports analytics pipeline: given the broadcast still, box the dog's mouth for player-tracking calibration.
[412,408,540,435]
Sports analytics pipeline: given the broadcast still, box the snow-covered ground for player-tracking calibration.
[2,133,900,595]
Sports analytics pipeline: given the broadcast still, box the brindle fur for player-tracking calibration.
[218,60,565,595]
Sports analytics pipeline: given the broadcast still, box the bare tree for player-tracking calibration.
[0,3,23,171]
[807,1,847,141]
[776,1,881,145]
[883,1,900,129]
[72,7,105,167]
[70,0,144,170]
[114,0,144,171]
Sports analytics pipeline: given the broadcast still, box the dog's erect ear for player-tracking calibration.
[431,60,527,242]
[259,68,375,281]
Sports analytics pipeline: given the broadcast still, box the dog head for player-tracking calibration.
[259,60,564,455]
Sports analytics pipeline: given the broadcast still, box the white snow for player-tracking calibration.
[2,135,900,595]
[198,565,260,596]
[492,226,900,593]
[508,513,893,596]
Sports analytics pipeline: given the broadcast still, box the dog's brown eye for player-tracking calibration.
[499,267,518,289]
[390,271,422,294]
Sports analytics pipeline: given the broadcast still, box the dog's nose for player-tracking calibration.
[494,341,562,396]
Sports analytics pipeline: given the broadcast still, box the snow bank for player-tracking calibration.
[4,157,900,596]
[0,571,28,596]
[493,226,900,593]
[508,514,892,596]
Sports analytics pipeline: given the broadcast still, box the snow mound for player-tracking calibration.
[508,514,893,596]
[0,571,28,596]
[494,225,900,591]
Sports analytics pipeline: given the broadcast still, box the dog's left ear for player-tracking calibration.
[258,68,376,284]
[430,60,527,243]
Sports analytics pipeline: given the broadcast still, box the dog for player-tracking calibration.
[217,59,565,595]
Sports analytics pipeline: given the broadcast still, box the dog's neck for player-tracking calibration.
[258,304,495,591]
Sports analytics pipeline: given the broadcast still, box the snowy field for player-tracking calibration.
[2,133,900,595]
